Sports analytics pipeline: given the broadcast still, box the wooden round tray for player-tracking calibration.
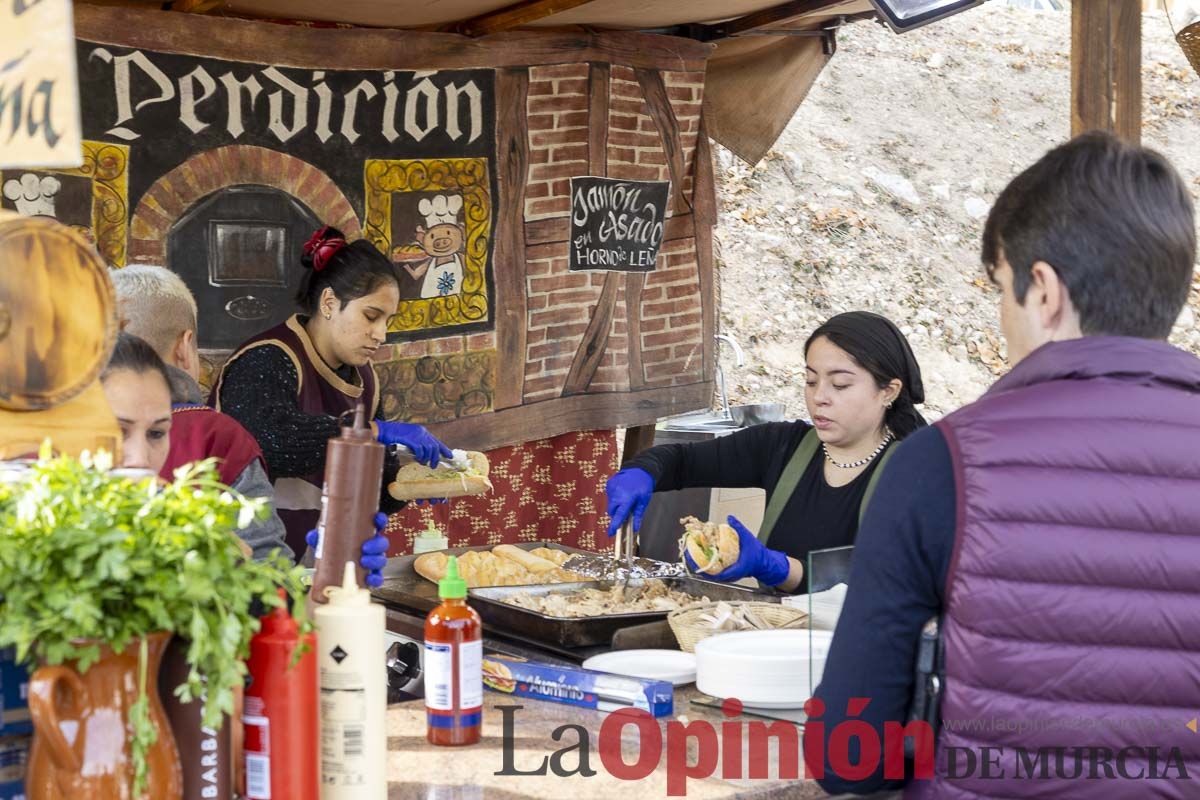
[0,215,117,410]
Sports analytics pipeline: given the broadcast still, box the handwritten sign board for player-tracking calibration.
[0,0,82,168]
[569,176,669,272]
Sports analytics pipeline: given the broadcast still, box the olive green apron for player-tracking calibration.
[756,429,898,545]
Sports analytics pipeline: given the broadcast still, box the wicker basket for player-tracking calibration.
[668,601,809,653]
[1179,20,1200,78]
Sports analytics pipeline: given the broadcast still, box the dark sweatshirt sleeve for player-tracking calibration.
[807,425,956,795]
[624,421,805,492]
[216,345,341,479]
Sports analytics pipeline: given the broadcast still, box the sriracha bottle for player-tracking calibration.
[243,590,318,800]
[424,556,482,746]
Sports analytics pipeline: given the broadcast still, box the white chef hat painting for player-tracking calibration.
[418,194,463,228]
[3,173,62,218]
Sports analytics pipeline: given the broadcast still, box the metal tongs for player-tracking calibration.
[612,518,641,600]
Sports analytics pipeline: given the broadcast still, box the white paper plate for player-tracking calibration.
[583,649,697,686]
[695,630,833,708]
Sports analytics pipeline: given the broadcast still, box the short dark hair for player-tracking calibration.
[983,131,1196,339]
[295,226,400,315]
[103,331,173,392]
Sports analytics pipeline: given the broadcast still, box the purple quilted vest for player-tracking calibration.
[910,337,1200,800]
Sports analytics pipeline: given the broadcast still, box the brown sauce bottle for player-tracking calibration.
[311,403,385,602]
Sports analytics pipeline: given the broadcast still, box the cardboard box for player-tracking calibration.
[482,654,673,717]
[0,733,29,800]
[0,650,30,735]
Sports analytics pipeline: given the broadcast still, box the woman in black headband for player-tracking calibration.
[607,311,926,592]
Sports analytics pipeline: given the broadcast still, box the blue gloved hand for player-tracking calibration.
[684,515,792,587]
[306,511,390,588]
[376,421,453,468]
[605,467,655,537]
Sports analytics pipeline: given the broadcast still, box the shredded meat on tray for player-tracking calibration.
[502,580,710,618]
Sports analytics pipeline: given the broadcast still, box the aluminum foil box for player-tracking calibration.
[482,654,673,717]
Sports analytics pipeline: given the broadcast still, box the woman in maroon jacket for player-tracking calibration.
[212,226,451,556]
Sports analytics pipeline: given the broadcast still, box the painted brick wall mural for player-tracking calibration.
[6,5,717,459]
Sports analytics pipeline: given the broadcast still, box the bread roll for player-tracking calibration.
[387,450,493,501]
[493,544,559,574]
[680,516,740,575]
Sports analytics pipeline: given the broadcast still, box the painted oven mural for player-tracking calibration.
[5,5,717,455]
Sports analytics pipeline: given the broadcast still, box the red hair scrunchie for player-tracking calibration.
[302,226,347,272]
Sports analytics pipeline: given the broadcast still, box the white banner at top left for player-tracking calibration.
[0,0,82,168]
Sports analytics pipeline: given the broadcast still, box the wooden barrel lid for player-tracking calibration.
[0,214,117,411]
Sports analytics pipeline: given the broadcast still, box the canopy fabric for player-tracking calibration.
[212,0,842,30]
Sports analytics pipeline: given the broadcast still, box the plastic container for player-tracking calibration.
[315,562,386,799]
[311,404,384,603]
[424,556,482,746]
[244,592,318,800]
[412,520,449,555]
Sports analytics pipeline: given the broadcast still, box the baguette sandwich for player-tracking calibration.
[387,449,492,501]
[679,515,740,575]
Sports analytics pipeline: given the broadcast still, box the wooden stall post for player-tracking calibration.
[1072,0,1142,143]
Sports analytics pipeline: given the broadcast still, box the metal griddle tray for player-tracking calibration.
[468,577,781,648]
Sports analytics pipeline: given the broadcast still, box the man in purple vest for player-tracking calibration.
[807,132,1200,799]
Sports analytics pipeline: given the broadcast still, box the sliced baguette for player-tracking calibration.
[387,450,493,501]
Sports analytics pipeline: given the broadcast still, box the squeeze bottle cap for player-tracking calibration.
[259,587,298,635]
[438,555,467,599]
[342,402,374,441]
[324,561,371,606]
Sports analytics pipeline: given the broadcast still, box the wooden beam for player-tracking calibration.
[493,68,531,410]
[561,62,617,397]
[459,0,599,37]
[725,0,852,36]
[692,119,718,384]
[75,5,712,74]
[562,273,621,395]
[636,68,692,215]
[1071,0,1141,143]
[426,381,709,452]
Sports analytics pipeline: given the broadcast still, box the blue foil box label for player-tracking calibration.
[482,654,673,717]
[0,650,31,736]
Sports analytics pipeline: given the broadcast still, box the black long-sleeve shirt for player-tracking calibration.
[808,424,956,795]
[215,344,404,514]
[626,421,891,565]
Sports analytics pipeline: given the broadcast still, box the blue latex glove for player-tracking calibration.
[684,515,791,587]
[605,467,655,537]
[376,421,453,468]
[306,511,390,588]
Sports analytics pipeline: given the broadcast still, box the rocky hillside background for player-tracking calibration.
[713,2,1200,421]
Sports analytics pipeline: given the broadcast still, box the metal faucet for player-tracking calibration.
[714,334,744,421]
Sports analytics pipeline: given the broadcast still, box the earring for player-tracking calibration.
[323,310,332,320]
[886,401,894,409]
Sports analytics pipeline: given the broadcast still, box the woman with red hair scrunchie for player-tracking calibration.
[210,225,452,562]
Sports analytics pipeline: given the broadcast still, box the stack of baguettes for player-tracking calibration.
[414,545,588,588]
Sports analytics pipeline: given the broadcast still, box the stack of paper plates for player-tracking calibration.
[695,629,834,709]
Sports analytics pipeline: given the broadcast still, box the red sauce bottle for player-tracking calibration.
[424,556,482,746]
[243,591,318,800]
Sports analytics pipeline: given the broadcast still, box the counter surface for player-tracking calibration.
[386,686,832,800]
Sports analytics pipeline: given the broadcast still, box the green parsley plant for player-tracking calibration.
[0,451,311,795]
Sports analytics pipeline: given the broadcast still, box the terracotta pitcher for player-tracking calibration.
[25,631,183,800]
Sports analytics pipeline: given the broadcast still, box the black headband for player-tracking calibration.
[808,311,925,405]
